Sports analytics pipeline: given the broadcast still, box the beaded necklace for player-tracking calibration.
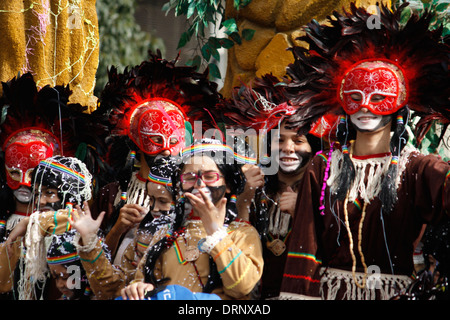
[342,142,392,289]
[343,194,368,289]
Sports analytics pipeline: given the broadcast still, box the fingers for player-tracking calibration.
[185,192,204,206]
[118,204,146,227]
[121,283,154,300]
[279,192,298,216]
[197,189,214,207]
[122,203,147,214]
[243,165,265,191]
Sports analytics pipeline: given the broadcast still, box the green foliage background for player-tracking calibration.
[95,0,165,96]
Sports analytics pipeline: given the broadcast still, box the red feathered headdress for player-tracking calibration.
[98,51,222,156]
[217,74,337,139]
[283,3,449,145]
[0,73,81,190]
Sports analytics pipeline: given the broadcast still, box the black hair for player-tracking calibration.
[333,114,356,202]
[46,231,91,300]
[104,136,140,234]
[31,156,92,207]
[378,107,410,212]
[144,139,247,293]
[331,107,410,211]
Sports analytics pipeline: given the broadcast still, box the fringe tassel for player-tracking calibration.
[113,172,151,209]
[320,268,412,300]
[6,214,26,233]
[327,146,417,203]
[18,212,50,300]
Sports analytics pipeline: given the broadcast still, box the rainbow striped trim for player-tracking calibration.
[224,260,252,290]
[47,252,80,265]
[339,115,346,124]
[396,115,404,125]
[445,170,450,188]
[391,156,399,165]
[0,220,5,228]
[148,172,172,187]
[42,159,85,183]
[283,273,321,283]
[136,240,149,250]
[342,145,349,155]
[353,199,362,211]
[230,195,237,203]
[287,252,322,264]
[233,152,257,164]
[219,250,242,274]
[317,152,328,163]
[173,240,188,265]
[120,192,127,201]
[181,143,256,164]
[84,287,92,296]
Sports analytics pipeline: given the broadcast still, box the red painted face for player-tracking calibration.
[339,60,407,115]
[4,129,60,190]
[128,99,186,156]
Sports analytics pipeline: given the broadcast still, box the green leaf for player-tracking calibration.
[201,42,212,61]
[208,36,220,48]
[187,1,197,19]
[399,7,412,25]
[208,62,221,79]
[435,3,449,12]
[161,2,171,13]
[229,31,242,45]
[210,45,220,62]
[223,18,238,34]
[177,31,191,49]
[242,28,255,41]
[218,37,234,49]
[192,55,202,70]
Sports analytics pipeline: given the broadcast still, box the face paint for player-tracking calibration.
[184,186,227,205]
[276,150,311,174]
[13,186,33,204]
[349,110,393,132]
[38,200,63,212]
[35,185,63,212]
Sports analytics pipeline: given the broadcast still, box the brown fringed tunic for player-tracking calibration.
[280,146,450,300]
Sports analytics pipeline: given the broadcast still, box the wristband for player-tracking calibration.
[198,227,228,254]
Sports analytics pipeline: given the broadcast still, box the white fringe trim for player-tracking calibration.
[114,172,151,209]
[327,146,418,203]
[73,233,98,253]
[278,292,322,300]
[6,214,26,233]
[319,267,412,300]
[18,212,50,300]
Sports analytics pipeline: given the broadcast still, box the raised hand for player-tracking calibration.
[70,201,105,245]
[185,188,227,235]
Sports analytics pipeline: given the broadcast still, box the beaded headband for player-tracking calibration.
[180,143,256,165]
[147,172,173,187]
[47,252,80,265]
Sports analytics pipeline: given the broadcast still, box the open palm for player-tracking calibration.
[70,201,105,242]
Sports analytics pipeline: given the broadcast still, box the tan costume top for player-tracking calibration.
[134,218,264,300]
